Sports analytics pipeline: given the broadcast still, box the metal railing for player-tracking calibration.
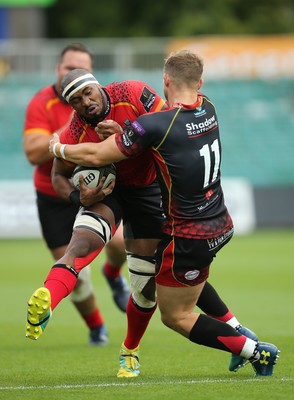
[0,38,169,78]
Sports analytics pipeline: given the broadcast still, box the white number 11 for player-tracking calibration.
[199,139,220,188]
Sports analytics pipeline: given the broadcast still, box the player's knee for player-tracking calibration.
[160,310,179,331]
[69,237,93,258]
[127,253,157,309]
[73,209,112,245]
[70,265,93,302]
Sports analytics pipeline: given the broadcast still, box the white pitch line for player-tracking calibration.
[0,377,293,391]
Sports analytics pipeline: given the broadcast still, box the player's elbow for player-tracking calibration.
[25,150,44,165]
[25,152,37,165]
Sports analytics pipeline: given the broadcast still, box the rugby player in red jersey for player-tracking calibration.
[23,43,129,346]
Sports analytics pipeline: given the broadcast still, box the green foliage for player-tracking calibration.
[0,230,293,399]
[45,0,294,38]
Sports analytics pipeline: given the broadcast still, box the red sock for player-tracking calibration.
[124,296,156,350]
[83,308,104,329]
[44,265,78,310]
[210,310,235,323]
[103,261,122,279]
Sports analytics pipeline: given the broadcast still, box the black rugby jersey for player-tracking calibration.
[115,93,233,238]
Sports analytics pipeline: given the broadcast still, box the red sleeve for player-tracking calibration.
[23,91,52,136]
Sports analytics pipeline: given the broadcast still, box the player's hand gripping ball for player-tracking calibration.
[72,164,116,190]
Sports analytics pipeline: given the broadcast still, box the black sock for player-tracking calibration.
[189,314,241,353]
[197,281,228,316]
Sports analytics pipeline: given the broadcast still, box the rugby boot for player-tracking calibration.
[229,325,258,372]
[117,344,140,378]
[251,341,280,377]
[89,324,109,346]
[25,287,51,340]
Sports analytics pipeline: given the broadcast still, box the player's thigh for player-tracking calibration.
[157,283,203,315]
[124,237,160,256]
[105,222,126,265]
[106,221,124,252]
[118,182,164,240]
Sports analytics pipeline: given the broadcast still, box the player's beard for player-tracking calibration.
[83,87,111,126]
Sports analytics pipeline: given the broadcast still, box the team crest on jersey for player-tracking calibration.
[140,87,156,112]
[184,270,200,280]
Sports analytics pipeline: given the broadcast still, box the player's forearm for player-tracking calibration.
[24,134,53,165]
[51,135,126,166]
[53,142,99,166]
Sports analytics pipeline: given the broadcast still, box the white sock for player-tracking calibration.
[226,316,240,329]
[240,338,259,360]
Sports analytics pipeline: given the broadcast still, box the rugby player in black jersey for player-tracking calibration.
[50,50,279,377]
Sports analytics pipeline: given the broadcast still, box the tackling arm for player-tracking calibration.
[49,133,127,167]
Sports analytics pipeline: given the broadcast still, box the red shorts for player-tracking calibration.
[155,227,233,287]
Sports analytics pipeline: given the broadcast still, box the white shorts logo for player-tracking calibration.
[184,270,200,280]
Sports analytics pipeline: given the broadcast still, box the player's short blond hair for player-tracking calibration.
[164,49,203,87]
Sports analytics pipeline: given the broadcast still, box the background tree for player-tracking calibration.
[45,0,294,38]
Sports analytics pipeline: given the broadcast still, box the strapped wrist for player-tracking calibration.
[52,142,67,159]
[69,190,82,206]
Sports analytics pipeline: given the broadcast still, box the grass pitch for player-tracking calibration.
[0,230,293,399]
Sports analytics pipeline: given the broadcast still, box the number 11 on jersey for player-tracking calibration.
[199,139,220,188]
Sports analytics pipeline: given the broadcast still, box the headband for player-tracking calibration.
[62,73,99,102]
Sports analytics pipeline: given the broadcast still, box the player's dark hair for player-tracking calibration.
[59,43,94,63]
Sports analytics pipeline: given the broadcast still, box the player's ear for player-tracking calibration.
[163,73,169,87]
[198,79,204,90]
[55,63,61,77]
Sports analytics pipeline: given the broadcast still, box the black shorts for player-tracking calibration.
[155,226,234,287]
[101,181,164,240]
[37,191,79,249]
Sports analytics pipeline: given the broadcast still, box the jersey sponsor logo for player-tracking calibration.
[205,189,214,200]
[194,106,206,117]
[184,270,200,280]
[121,120,145,147]
[197,194,219,212]
[186,115,218,136]
[121,132,134,147]
[140,87,156,112]
[206,227,234,250]
[131,120,146,136]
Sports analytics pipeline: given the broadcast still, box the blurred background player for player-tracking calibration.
[23,43,130,346]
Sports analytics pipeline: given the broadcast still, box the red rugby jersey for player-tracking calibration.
[23,85,73,196]
[60,80,165,186]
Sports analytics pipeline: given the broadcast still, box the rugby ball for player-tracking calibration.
[72,164,116,190]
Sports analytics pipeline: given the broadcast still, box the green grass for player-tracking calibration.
[0,230,293,399]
